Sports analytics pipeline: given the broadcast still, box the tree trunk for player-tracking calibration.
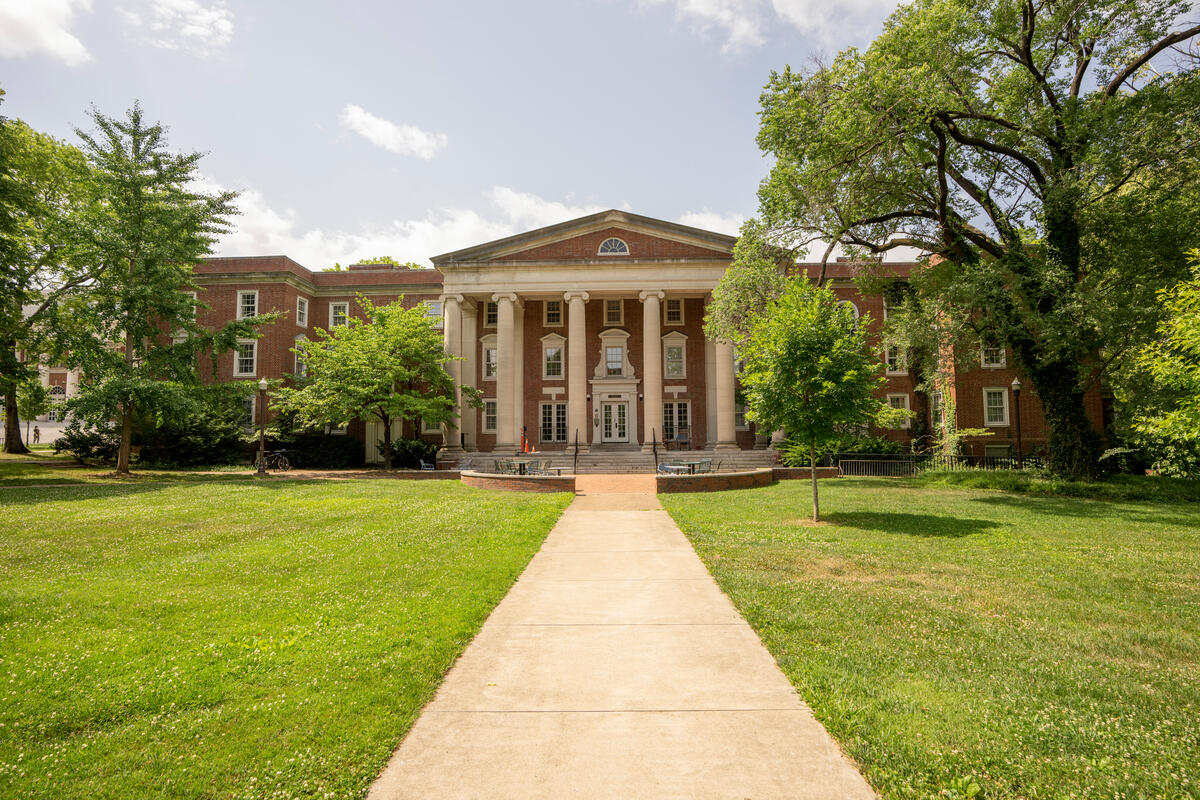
[3,385,26,455]
[809,442,819,522]
[115,404,132,474]
[381,415,393,470]
[1028,360,1102,480]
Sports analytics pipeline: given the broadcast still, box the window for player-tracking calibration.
[294,335,307,377]
[240,396,255,429]
[985,444,1012,459]
[184,291,197,320]
[885,346,907,375]
[424,300,444,329]
[484,347,498,379]
[605,299,623,325]
[540,402,568,442]
[485,301,498,326]
[664,298,683,324]
[421,417,442,434]
[663,401,690,441]
[296,297,308,327]
[887,393,911,428]
[544,300,562,326]
[598,237,629,256]
[234,340,256,377]
[664,345,685,378]
[734,402,748,430]
[330,302,349,328]
[931,391,945,428]
[237,290,258,320]
[47,385,66,422]
[981,344,1006,368]
[605,346,624,376]
[544,345,563,379]
[838,300,860,322]
[984,387,1010,426]
[483,400,498,432]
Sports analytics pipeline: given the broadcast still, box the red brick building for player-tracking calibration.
[191,210,1105,464]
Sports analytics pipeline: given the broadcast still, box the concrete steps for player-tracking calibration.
[452,449,779,475]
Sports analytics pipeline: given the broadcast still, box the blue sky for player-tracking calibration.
[1,0,902,267]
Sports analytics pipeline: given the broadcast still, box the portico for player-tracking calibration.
[431,210,746,455]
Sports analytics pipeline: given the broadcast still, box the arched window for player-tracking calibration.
[838,300,860,321]
[598,237,629,256]
[47,385,66,422]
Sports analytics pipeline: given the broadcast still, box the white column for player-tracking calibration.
[715,340,738,450]
[704,336,716,448]
[565,291,590,452]
[640,290,664,452]
[512,299,525,448]
[493,293,517,453]
[440,294,463,453]
[460,300,478,451]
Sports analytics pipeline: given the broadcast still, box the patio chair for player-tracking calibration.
[695,458,713,474]
[419,459,435,471]
[673,426,692,450]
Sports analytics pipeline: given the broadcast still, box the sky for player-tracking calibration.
[0,0,906,268]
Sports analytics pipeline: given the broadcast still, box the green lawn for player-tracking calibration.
[662,478,1200,800]
[0,475,571,799]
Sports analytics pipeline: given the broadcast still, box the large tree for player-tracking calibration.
[70,103,263,474]
[272,297,478,470]
[750,0,1200,478]
[739,280,902,521]
[0,94,95,453]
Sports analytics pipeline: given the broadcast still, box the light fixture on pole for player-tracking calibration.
[1010,377,1023,469]
[256,377,269,475]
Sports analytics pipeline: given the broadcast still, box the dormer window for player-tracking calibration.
[598,237,629,256]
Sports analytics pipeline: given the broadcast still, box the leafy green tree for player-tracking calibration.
[70,103,267,474]
[355,255,424,269]
[272,297,478,470]
[0,95,95,453]
[739,280,904,521]
[749,0,1200,478]
[16,377,51,442]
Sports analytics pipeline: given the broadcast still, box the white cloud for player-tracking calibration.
[338,104,449,161]
[639,0,903,51]
[676,209,745,236]
[119,0,233,57]
[198,178,608,268]
[0,0,91,66]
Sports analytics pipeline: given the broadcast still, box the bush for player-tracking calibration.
[54,420,122,464]
[273,432,364,469]
[778,433,907,466]
[384,437,439,469]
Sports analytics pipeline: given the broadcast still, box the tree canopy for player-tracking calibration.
[272,297,477,470]
[748,0,1200,478]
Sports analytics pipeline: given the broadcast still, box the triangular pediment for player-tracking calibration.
[431,210,735,265]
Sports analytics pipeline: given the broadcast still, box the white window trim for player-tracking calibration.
[734,401,749,431]
[983,387,1011,427]
[237,290,258,321]
[597,237,629,256]
[296,296,308,327]
[241,395,256,430]
[539,401,569,442]
[483,399,498,432]
[421,417,442,434]
[604,298,624,326]
[541,333,566,380]
[424,299,444,329]
[481,334,498,381]
[839,300,860,321]
[484,301,498,327]
[543,299,563,327]
[662,331,687,380]
[664,298,684,325]
[981,345,1007,368]
[184,291,198,320]
[329,301,349,329]
[663,400,691,440]
[885,346,908,376]
[887,393,911,429]
[294,335,307,377]
[234,339,257,377]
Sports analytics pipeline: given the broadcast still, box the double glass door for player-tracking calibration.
[601,402,629,443]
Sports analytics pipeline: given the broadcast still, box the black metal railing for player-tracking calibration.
[828,452,1044,477]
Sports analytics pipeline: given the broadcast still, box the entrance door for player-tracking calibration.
[601,402,629,443]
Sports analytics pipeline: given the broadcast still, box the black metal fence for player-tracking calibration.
[826,452,1044,477]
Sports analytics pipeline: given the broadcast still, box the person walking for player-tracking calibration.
[32,426,40,444]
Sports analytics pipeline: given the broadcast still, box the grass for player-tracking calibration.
[661,477,1200,800]
[0,472,571,799]
[913,468,1200,503]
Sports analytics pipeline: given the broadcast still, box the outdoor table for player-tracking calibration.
[507,458,536,475]
[672,460,710,475]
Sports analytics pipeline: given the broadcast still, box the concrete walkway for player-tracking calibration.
[368,484,875,799]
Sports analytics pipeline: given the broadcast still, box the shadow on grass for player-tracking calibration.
[0,475,333,506]
[970,493,1200,527]
[825,510,1002,537]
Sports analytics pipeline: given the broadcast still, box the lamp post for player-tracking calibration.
[1011,377,1023,469]
[256,377,269,475]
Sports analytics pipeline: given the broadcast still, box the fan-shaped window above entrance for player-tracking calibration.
[598,237,629,256]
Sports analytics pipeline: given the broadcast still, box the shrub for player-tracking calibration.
[384,437,439,470]
[273,432,364,469]
[54,419,122,463]
[778,433,907,466]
